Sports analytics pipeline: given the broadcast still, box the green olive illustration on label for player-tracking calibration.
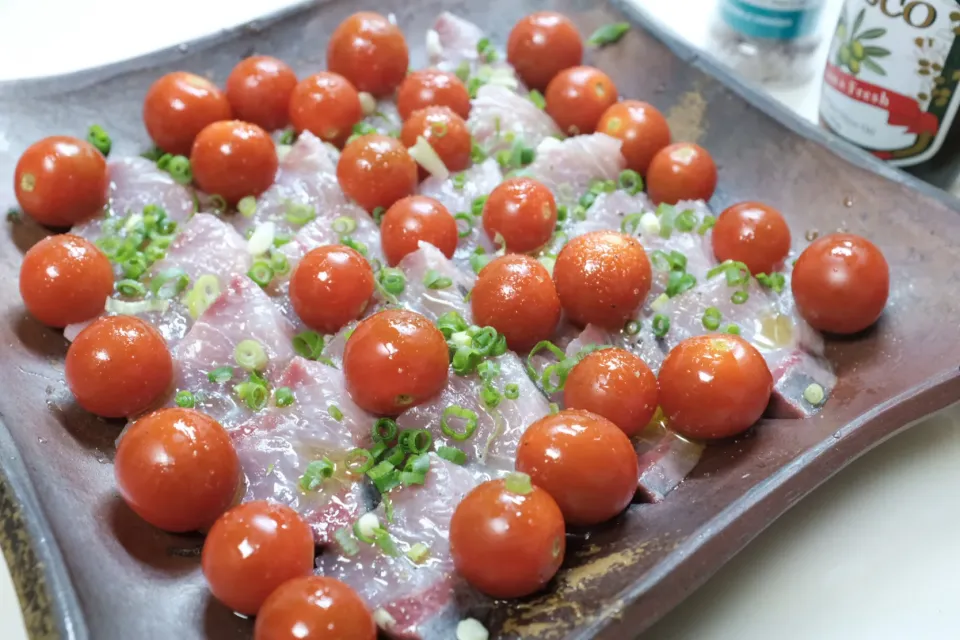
[852,40,865,60]
[840,45,852,65]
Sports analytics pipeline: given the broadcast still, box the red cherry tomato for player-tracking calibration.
[597,101,671,176]
[327,12,409,97]
[190,121,278,203]
[545,66,618,136]
[202,501,315,616]
[289,72,363,147]
[400,106,472,177]
[507,12,583,91]
[553,230,652,330]
[481,177,557,253]
[115,408,240,532]
[646,142,718,205]
[14,136,108,227]
[712,201,792,276]
[564,348,658,437]
[289,245,374,333]
[449,475,565,599]
[65,316,173,418]
[516,410,638,525]
[337,134,418,213]
[254,576,376,640]
[791,233,889,334]
[471,254,561,351]
[225,56,298,131]
[658,334,772,440]
[143,72,232,155]
[397,69,471,121]
[380,195,458,266]
[19,234,112,328]
[343,309,449,415]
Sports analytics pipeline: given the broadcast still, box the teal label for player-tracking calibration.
[720,0,825,40]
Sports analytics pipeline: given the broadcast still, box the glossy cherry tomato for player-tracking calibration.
[553,230,652,330]
[327,12,409,97]
[19,235,112,328]
[646,142,718,205]
[65,316,173,418]
[564,348,658,437]
[507,12,583,91]
[481,177,557,253]
[115,408,240,532]
[254,576,376,640]
[516,410,637,525]
[289,245,374,333]
[471,254,561,351]
[289,72,363,147]
[380,195,458,266]
[450,475,565,599]
[397,69,471,121]
[400,106,472,177]
[597,101,671,176]
[658,334,772,440]
[226,56,298,131]
[791,233,889,335]
[14,136,108,227]
[712,201,792,276]
[343,309,449,415]
[190,121,278,203]
[202,501,315,616]
[337,134,418,213]
[545,66,618,136]
[143,71,232,155]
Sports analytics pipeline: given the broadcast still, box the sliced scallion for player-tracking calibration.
[653,314,670,338]
[702,307,722,331]
[174,390,195,408]
[423,268,453,290]
[441,406,479,441]
[235,339,267,371]
[436,446,467,464]
[274,386,295,407]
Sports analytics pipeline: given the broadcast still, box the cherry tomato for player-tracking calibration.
[507,12,583,91]
[712,201,792,276]
[190,121,278,204]
[343,309,449,415]
[449,475,565,599]
[658,334,772,440]
[481,177,557,253]
[471,254,561,351]
[289,72,363,147]
[202,501,315,616]
[553,230,652,330]
[791,233,889,335]
[143,72,232,155]
[14,136,108,227]
[516,410,637,525]
[115,408,240,532]
[397,69,471,121]
[646,142,718,205]
[65,316,173,418]
[19,235,112,328]
[337,134,418,213]
[327,12,409,97]
[400,106,472,177]
[380,195,458,266]
[289,245,374,333]
[225,56,298,131]
[254,576,375,640]
[545,66,618,136]
[597,101,671,176]
[564,348,658,437]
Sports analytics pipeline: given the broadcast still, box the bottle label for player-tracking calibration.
[720,0,826,39]
[820,0,960,167]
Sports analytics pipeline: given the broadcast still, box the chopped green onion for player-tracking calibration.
[666,271,697,297]
[541,357,577,394]
[731,290,749,304]
[335,527,360,556]
[437,445,467,464]
[328,405,344,421]
[707,260,751,287]
[549,402,560,414]
[378,268,406,296]
[275,386,295,407]
[149,267,189,299]
[373,418,398,442]
[451,346,482,375]
[504,471,533,495]
[383,446,405,467]
[345,448,375,474]
[405,453,431,475]
[573,204,587,221]
[292,331,325,360]
[87,125,111,156]
[477,360,500,381]
[423,269,453,290]
[588,22,631,47]
[270,251,290,276]
[367,461,401,493]
[529,89,546,109]
[454,212,474,238]
[675,209,697,232]
[624,319,641,335]
[579,191,597,210]
[756,272,786,293]
[284,202,316,225]
[725,324,741,335]
[698,215,717,235]
[235,339,268,371]
[454,60,470,82]
[207,366,234,384]
[237,196,257,218]
[235,372,269,411]
[299,458,335,491]
[400,471,426,485]
[208,194,227,213]
[399,429,432,454]
[116,279,146,298]
[480,384,502,409]
[525,340,565,380]
[174,390,195,408]
[248,261,274,287]
[620,212,643,235]
[437,311,469,338]
[470,140,487,164]
[452,173,467,191]
[476,36,497,62]
[121,254,149,280]
[278,129,297,145]
[471,196,488,217]
[372,207,386,225]
[617,169,643,194]
[803,383,825,406]
[504,383,520,400]
[441,406,479,441]
[702,307,722,331]
[406,542,430,564]
[653,314,670,338]
[165,155,192,184]
[340,235,368,256]
[333,216,357,235]
[374,527,399,556]
[186,274,221,319]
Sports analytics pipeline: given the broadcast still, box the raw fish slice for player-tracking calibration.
[363,98,402,136]
[468,85,560,156]
[428,12,486,66]
[232,357,373,544]
[394,243,475,323]
[567,189,653,238]
[633,415,705,502]
[526,134,624,208]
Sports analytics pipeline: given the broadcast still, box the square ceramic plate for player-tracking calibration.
[1,1,959,638]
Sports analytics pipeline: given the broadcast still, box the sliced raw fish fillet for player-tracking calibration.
[363,98,402,136]
[231,357,373,544]
[568,189,653,238]
[428,13,520,92]
[633,415,705,503]
[468,85,560,156]
[526,134,624,207]
[394,243,475,323]
[316,455,487,639]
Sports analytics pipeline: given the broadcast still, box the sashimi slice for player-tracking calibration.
[394,243,475,323]
[526,134,624,207]
[429,12,486,66]
[633,415,705,503]
[468,84,560,156]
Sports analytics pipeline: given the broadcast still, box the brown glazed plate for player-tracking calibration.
[1,0,959,638]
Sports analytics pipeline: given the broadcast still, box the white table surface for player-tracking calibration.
[2,1,959,638]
